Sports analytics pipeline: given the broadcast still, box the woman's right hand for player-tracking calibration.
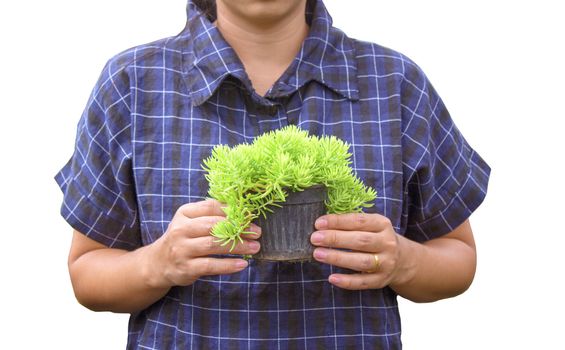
[145,199,261,289]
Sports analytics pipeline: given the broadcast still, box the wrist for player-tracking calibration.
[389,235,423,290]
[139,240,171,291]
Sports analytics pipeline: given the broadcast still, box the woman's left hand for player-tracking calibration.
[310,213,411,290]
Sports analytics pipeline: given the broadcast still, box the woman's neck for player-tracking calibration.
[215,0,309,96]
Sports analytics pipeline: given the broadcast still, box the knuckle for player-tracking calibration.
[358,279,370,290]
[372,279,386,290]
[356,234,374,251]
[387,255,399,270]
[379,216,392,228]
[162,268,177,285]
[362,255,375,270]
[381,271,393,286]
[354,215,369,227]
[200,257,214,275]
[328,231,338,247]
[377,259,395,280]
[171,242,194,261]
[202,199,215,210]
[384,236,399,251]
[182,260,198,279]
[207,217,224,230]
[177,203,193,215]
[205,236,217,250]
[203,199,222,214]
[331,251,342,266]
[167,221,183,236]
[168,244,179,260]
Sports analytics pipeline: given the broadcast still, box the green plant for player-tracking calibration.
[202,125,377,249]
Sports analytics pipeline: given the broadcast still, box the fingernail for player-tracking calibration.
[313,248,328,260]
[248,241,260,251]
[310,232,324,244]
[315,218,328,229]
[328,275,341,284]
[249,224,262,235]
[236,260,248,268]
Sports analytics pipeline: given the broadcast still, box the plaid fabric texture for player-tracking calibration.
[55,0,490,348]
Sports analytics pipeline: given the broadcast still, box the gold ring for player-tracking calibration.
[363,253,380,274]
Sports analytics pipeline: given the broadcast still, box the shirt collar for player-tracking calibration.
[182,0,359,106]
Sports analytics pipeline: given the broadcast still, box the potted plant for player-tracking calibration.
[203,125,376,261]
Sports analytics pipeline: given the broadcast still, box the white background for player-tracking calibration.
[1,0,563,349]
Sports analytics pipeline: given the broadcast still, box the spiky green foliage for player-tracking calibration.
[202,125,377,249]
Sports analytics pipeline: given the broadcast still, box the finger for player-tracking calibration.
[189,257,250,277]
[177,199,226,218]
[312,248,382,273]
[315,213,391,232]
[168,216,227,238]
[310,230,384,252]
[327,273,387,290]
[188,217,261,239]
[188,236,261,257]
[243,223,262,239]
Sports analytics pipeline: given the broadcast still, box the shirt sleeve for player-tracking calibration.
[55,58,141,250]
[400,59,490,242]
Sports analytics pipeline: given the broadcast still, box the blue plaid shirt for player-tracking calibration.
[56,0,490,348]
